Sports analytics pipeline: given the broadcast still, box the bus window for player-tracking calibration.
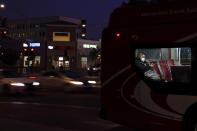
[134,47,191,83]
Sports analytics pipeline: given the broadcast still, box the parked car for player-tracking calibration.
[0,70,40,94]
[87,64,101,76]
[36,70,97,92]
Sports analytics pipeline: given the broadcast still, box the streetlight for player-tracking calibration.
[48,46,54,50]
[0,3,5,8]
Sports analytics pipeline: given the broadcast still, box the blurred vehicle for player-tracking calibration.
[36,70,97,92]
[87,64,101,76]
[0,70,40,94]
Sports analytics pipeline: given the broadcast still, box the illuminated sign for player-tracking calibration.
[53,32,70,42]
[30,43,40,47]
[83,44,97,49]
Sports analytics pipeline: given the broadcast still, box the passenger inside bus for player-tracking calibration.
[135,53,161,81]
[135,48,191,83]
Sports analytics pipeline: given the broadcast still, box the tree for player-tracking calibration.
[0,48,19,66]
[89,47,101,65]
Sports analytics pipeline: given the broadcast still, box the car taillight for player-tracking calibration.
[29,76,37,79]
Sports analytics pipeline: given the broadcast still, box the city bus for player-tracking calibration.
[100,1,197,131]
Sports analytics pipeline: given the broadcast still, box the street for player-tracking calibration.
[0,87,133,131]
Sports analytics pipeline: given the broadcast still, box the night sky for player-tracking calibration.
[1,0,127,40]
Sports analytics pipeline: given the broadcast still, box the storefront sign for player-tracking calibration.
[30,43,40,47]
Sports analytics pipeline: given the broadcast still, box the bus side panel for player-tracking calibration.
[101,22,197,130]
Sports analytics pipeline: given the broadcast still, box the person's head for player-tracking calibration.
[139,53,146,62]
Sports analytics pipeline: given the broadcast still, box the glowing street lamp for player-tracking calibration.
[0,4,5,8]
[82,34,86,37]
[48,46,54,50]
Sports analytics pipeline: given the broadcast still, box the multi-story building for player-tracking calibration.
[7,16,86,71]
[77,39,101,69]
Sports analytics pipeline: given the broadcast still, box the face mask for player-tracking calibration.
[141,58,145,62]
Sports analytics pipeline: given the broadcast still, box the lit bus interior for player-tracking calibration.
[135,48,191,83]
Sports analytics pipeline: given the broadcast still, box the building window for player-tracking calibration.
[24,56,28,67]
[81,57,88,68]
[34,56,40,66]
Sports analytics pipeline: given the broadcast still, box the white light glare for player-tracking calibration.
[70,81,84,85]
[48,46,54,50]
[88,81,96,84]
[33,82,40,86]
[10,83,25,87]
[0,4,5,8]
[23,43,28,47]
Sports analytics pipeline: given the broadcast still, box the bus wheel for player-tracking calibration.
[183,107,197,131]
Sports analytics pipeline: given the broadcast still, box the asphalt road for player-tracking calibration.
[0,90,134,131]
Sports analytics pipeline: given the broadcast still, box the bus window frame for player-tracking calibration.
[130,42,196,95]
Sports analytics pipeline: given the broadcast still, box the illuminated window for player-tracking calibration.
[81,57,87,68]
[24,56,28,67]
[59,57,64,61]
[34,56,40,66]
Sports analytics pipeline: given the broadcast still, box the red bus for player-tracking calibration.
[100,1,197,131]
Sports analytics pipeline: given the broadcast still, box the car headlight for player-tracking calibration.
[33,82,40,86]
[69,81,84,85]
[88,81,96,84]
[93,68,96,70]
[10,83,25,87]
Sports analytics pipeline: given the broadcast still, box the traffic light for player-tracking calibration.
[23,48,28,56]
[116,33,121,38]
[23,48,35,60]
[1,30,7,39]
[29,48,34,60]
[30,48,34,52]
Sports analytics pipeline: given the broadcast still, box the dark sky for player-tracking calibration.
[2,0,127,40]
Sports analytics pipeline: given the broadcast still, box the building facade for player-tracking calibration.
[77,39,101,69]
[7,16,86,71]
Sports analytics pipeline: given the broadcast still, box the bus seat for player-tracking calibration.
[167,59,175,66]
[153,63,162,79]
[159,60,172,82]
